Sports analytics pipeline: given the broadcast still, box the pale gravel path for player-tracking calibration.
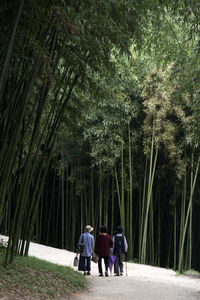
[1,235,200,300]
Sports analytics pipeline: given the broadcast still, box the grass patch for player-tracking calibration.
[183,269,200,278]
[176,269,200,277]
[0,250,85,299]
[183,269,200,275]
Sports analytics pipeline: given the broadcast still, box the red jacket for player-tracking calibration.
[95,233,113,256]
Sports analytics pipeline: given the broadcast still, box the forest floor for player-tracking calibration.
[0,235,200,300]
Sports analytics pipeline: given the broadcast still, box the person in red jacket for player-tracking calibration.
[95,225,113,277]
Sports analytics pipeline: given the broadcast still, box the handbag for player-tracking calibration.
[77,234,85,253]
[73,254,79,267]
[91,253,99,263]
[77,242,85,253]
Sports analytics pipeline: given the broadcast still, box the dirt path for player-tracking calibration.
[1,235,199,300]
[71,275,200,300]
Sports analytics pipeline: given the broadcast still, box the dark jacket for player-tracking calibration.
[95,233,113,256]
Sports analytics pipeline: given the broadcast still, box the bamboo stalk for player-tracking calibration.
[0,0,24,100]
[128,122,133,258]
[178,157,200,272]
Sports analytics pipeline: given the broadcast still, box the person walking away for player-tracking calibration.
[113,225,128,276]
[95,225,113,277]
[78,225,94,275]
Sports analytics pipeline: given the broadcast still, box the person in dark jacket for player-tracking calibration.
[95,225,113,277]
[113,225,128,276]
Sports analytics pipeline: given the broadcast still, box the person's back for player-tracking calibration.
[78,225,94,275]
[79,231,94,257]
[113,226,128,276]
[113,235,125,255]
[96,233,113,257]
[95,225,113,277]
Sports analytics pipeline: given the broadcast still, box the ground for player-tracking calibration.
[71,274,200,300]
[0,235,199,300]
[70,262,200,300]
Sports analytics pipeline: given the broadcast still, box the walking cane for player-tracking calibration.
[125,253,128,276]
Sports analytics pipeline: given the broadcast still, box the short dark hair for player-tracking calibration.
[100,225,108,233]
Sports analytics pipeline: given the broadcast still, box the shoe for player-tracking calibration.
[84,271,87,275]
[105,271,108,277]
[120,273,123,276]
[87,271,91,275]
[99,273,103,277]
[114,273,120,276]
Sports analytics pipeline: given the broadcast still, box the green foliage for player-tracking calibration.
[1,0,156,263]
[81,53,141,169]
[0,250,85,299]
[1,0,200,273]
[183,269,200,276]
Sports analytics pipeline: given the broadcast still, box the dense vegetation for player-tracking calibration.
[0,0,200,273]
[0,240,85,299]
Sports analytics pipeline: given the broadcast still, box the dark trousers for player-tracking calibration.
[114,253,124,274]
[78,255,91,271]
[98,256,109,274]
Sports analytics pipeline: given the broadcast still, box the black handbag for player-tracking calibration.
[77,234,85,253]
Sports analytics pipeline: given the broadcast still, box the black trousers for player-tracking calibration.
[98,256,109,274]
[78,255,91,271]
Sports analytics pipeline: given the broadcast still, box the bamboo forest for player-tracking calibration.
[1,0,200,273]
